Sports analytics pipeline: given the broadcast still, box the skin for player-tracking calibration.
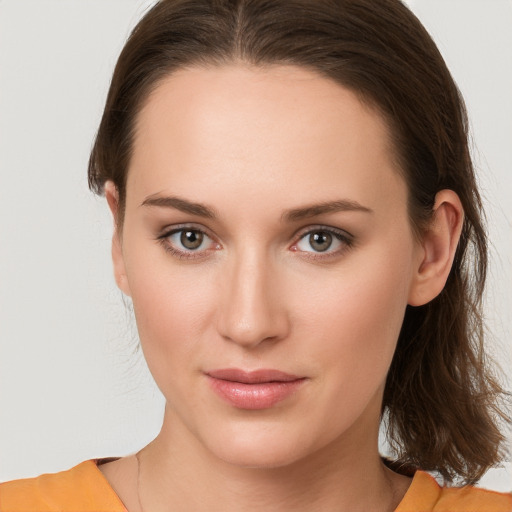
[99,64,463,512]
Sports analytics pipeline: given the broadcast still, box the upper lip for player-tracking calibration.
[206,368,303,383]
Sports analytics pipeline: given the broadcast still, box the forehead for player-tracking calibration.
[127,64,405,213]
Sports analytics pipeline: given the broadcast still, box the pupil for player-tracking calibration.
[310,232,332,252]
[181,230,203,250]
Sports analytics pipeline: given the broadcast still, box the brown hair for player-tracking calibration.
[88,0,510,484]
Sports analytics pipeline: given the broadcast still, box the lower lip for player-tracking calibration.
[207,376,306,410]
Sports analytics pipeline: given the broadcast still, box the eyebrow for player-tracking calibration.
[140,195,373,221]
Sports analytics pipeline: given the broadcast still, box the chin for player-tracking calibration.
[217,445,306,470]
[202,424,316,469]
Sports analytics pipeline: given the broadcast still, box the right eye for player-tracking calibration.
[157,227,219,259]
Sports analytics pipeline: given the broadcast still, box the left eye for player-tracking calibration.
[295,229,349,254]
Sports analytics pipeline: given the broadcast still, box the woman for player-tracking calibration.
[1,0,510,510]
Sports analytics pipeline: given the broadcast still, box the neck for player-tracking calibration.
[135,406,410,512]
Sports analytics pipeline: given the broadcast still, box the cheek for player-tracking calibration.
[292,238,414,389]
[123,248,217,389]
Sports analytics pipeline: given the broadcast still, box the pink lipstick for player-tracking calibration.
[205,369,306,410]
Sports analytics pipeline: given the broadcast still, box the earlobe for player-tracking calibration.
[408,190,464,307]
[104,181,132,297]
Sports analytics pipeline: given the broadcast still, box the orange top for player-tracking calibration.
[1,459,511,512]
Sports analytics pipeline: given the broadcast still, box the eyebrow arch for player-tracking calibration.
[141,195,217,218]
[282,200,373,222]
[140,194,373,221]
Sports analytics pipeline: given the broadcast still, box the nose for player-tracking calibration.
[216,246,290,349]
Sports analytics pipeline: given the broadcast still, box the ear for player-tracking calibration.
[104,181,131,297]
[408,189,464,306]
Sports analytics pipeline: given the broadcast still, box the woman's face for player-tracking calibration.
[112,64,424,467]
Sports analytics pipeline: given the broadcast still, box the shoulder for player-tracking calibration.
[0,460,127,512]
[396,471,512,512]
[436,484,512,512]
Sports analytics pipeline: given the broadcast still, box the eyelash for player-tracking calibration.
[155,224,354,261]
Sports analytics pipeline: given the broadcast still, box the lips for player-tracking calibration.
[205,368,306,410]
[207,368,302,383]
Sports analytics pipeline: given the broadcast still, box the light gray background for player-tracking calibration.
[1,0,511,491]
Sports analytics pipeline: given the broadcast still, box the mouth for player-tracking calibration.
[205,368,307,410]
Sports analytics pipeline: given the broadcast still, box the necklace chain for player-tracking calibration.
[135,451,145,512]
